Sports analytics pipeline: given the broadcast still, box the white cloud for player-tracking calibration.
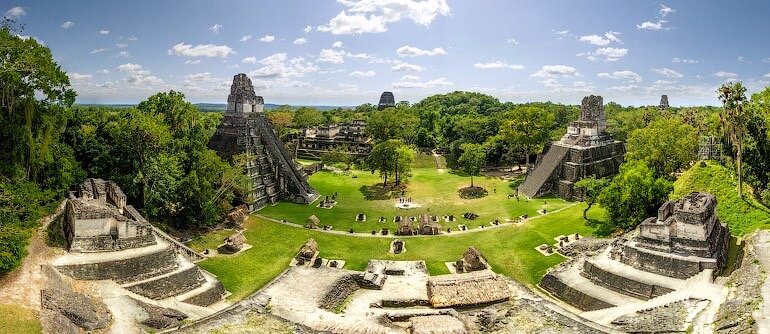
[61,21,74,29]
[318,48,346,63]
[346,52,372,60]
[228,64,240,69]
[127,36,138,41]
[259,35,275,42]
[595,47,628,60]
[672,57,697,64]
[609,84,639,91]
[69,72,93,82]
[115,63,147,74]
[5,6,25,18]
[317,0,450,35]
[242,57,257,64]
[659,4,675,17]
[184,59,202,65]
[167,43,234,58]
[473,61,524,70]
[391,62,423,72]
[506,38,518,45]
[293,37,307,45]
[597,70,642,82]
[332,41,343,48]
[184,72,211,82]
[96,69,109,74]
[652,68,684,78]
[636,20,668,30]
[737,56,749,63]
[99,29,110,35]
[349,70,376,77]
[400,74,420,81]
[396,45,446,57]
[713,71,738,79]
[248,53,319,79]
[303,25,312,33]
[763,57,770,63]
[115,43,128,48]
[764,73,770,78]
[116,51,130,58]
[209,24,222,34]
[554,29,570,39]
[392,77,453,89]
[531,65,580,78]
[90,48,107,54]
[240,35,252,42]
[579,31,622,46]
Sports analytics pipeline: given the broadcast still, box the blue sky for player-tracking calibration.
[5,0,770,106]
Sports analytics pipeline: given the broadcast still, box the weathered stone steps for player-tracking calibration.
[55,243,179,283]
[178,271,228,307]
[124,264,206,300]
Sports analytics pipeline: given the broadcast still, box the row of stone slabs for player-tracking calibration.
[536,233,582,256]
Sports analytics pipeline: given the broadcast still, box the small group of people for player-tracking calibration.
[399,197,413,203]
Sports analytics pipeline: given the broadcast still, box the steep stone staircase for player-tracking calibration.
[580,270,721,325]
[518,144,569,198]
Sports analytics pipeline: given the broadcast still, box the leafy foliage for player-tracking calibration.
[626,118,698,179]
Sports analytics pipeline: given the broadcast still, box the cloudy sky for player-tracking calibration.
[6,0,770,106]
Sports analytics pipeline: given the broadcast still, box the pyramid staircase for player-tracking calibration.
[518,144,569,198]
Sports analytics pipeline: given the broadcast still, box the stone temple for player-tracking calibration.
[208,74,320,211]
[518,95,625,200]
[540,191,729,324]
[659,94,669,110]
[377,91,395,110]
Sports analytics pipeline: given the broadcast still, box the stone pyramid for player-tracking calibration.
[208,73,320,211]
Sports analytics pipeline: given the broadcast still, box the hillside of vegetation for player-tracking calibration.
[671,161,770,236]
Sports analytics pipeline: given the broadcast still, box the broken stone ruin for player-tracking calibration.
[377,91,395,110]
[208,73,320,211]
[518,95,625,200]
[51,178,229,331]
[539,191,730,329]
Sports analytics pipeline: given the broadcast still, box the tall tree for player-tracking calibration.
[498,106,554,166]
[718,82,749,199]
[574,176,609,219]
[458,143,486,187]
[626,118,698,179]
[364,140,413,186]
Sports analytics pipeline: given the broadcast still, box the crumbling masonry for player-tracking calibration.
[208,74,320,211]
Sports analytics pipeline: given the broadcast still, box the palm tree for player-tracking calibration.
[718,82,748,199]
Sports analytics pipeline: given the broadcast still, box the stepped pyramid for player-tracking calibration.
[208,73,320,211]
[518,95,624,199]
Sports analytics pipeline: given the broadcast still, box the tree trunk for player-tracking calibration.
[525,150,530,171]
[470,175,474,188]
[583,203,592,220]
[737,142,743,199]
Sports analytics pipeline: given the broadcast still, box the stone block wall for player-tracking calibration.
[539,273,614,311]
[581,261,673,300]
[56,247,179,282]
[182,282,226,307]
[620,245,712,279]
[125,266,205,300]
[319,275,360,310]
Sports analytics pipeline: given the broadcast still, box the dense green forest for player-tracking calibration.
[3,21,770,274]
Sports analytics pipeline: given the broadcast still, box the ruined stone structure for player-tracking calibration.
[620,192,730,278]
[296,120,372,159]
[540,192,730,317]
[64,178,154,252]
[518,95,625,199]
[659,94,669,110]
[208,74,319,211]
[455,246,488,273]
[377,91,395,110]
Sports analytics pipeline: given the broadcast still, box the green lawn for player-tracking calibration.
[197,203,601,301]
[0,304,41,334]
[259,162,570,232]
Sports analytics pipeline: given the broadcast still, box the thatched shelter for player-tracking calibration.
[225,204,249,228]
[222,231,247,253]
[297,238,318,262]
[461,246,487,272]
[411,315,468,334]
[427,271,510,308]
[306,215,320,229]
[418,214,441,235]
[396,219,413,236]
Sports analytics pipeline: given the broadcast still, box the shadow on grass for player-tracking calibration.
[720,236,745,277]
[359,183,407,201]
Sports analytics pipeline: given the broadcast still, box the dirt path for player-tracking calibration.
[0,202,66,311]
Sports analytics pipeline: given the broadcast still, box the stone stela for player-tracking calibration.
[208,73,320,211]
[518,95,625,200]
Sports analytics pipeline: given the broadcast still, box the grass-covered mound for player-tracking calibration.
[671,161,770,236]
[195,203,601,301]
